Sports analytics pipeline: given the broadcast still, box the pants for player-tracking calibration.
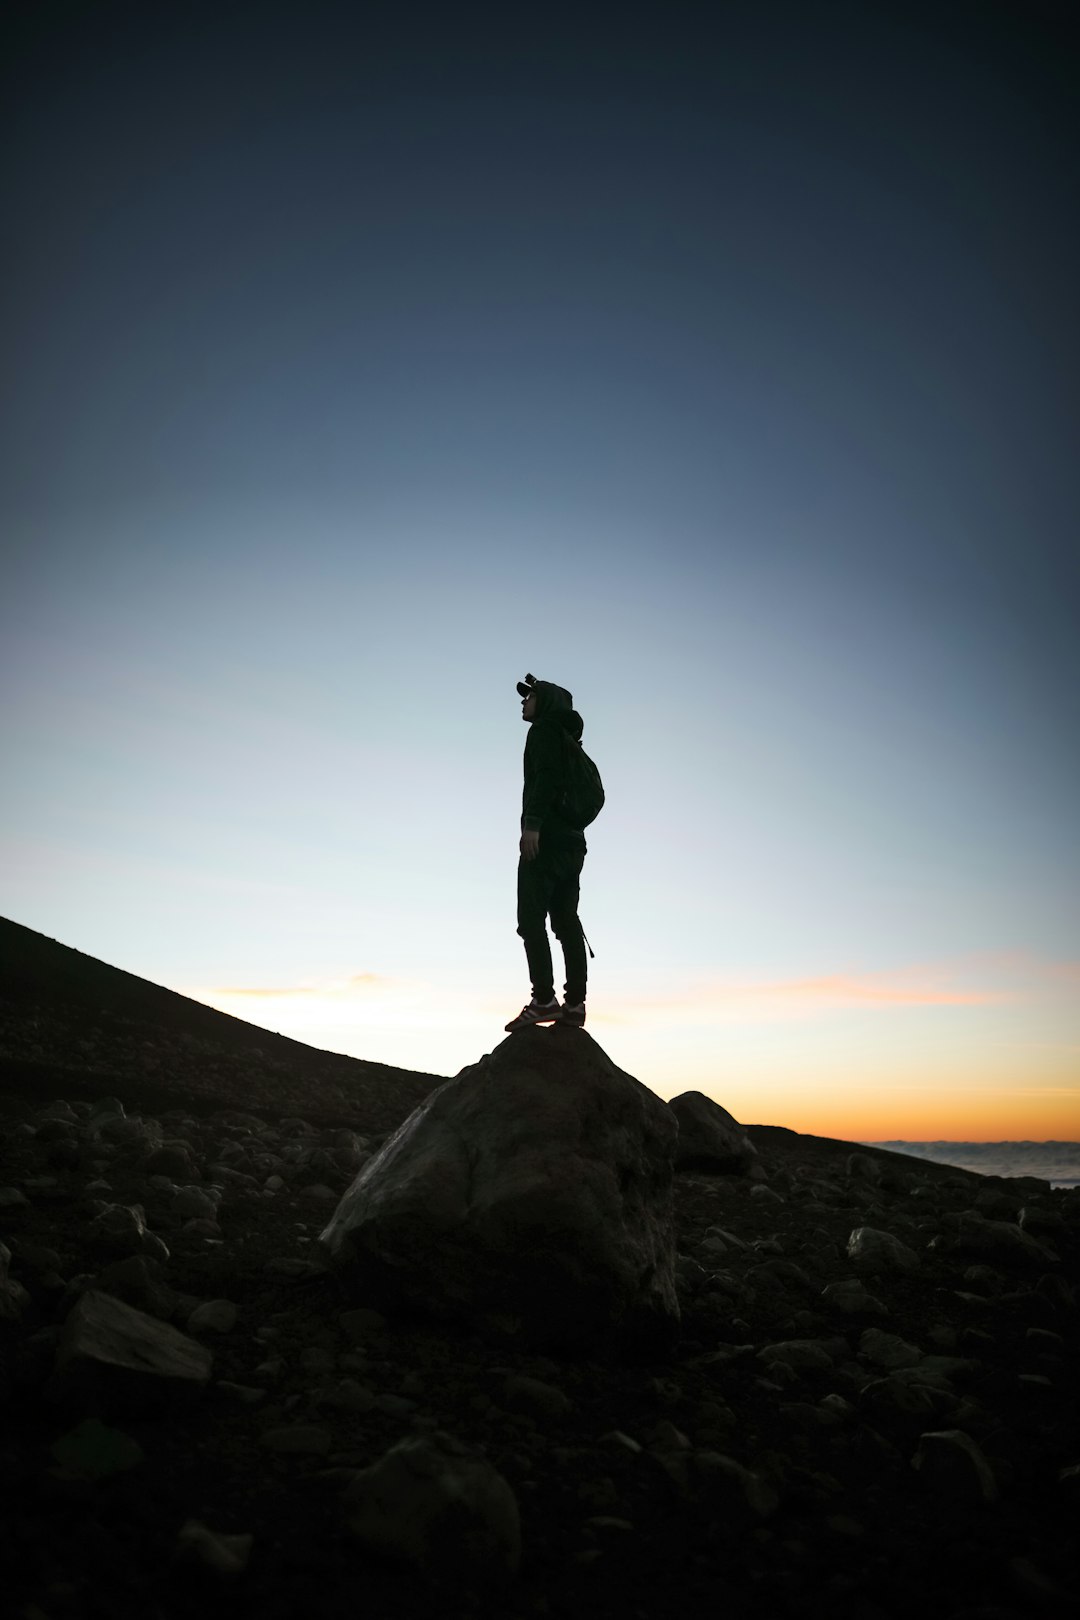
[516,838,587,1005]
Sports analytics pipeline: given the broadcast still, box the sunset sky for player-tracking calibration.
[3,1,1077,1141]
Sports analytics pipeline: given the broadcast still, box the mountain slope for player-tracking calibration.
[0,916,446,1129]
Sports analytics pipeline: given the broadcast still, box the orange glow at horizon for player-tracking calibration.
[716,1087,1080,1143]
[188,960,1080,1145]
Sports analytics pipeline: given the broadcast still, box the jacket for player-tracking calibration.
[520,680,586,839]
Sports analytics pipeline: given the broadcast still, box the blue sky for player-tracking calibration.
[2,0,1077,1138]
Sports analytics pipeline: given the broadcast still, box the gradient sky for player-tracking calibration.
[3,0,1078,1140]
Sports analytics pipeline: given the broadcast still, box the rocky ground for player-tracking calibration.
[1,922,1078,1620]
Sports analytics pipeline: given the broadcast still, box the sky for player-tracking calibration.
[2,0,1078,1142]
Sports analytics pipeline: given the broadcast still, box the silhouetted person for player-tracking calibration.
[505,673,598,1032]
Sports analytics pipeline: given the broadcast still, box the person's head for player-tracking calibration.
[516,672,573,723]
[517,673,539,723]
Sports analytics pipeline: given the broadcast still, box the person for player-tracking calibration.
[505,674,590,1032]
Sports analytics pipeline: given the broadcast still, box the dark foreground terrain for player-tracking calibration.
[1,920,1077,1620]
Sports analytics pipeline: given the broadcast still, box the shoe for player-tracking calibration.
[504,998,561,1032]
[559,1003,586,1028]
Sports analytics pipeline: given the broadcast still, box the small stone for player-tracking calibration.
[693,1452,779,1519]
[50,1417,144,1479]
[0,1241,33,1323]
[214,1382,267,1406]
[188,1300,239,1335]
[339,1306,388,1340]
[173,1186,220,1220]
[144,1145,196,1179]
[315,1378,376,1413]
[821,1278,889,1316]
[846,1153,882,1186]
[141,1231,171,1264]
[343,1430,521,1579]
[375,1392,416,1418]
[177,1519,254,1576]
[291,1342,333,1373]
[502,1374,572,1417]
[600,1430,642,1454]
[707,1225,747,1250]
[88,1204,148,1254]
[859,1329,922,1370]
[1009,1556,1068,1605]
[846,1227,920,1273]
[749,1184,785,1204]
[758,1340,834,1370]
[859,1377,937,1425]
[911,1429,998,1503]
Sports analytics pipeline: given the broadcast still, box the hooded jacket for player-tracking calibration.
[521,680,586,839]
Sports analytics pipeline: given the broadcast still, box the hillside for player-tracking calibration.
[1,916,1076,1620]
[0,917,444,1132]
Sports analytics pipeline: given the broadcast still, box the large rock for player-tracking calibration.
[954,1212,1059,1271]
[668,1092,758,1174]
[51,1290,213,1414]
[319,1028,679,1352]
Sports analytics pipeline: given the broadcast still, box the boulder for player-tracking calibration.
[0,1240,32,1325]
[954,1213,1058,1271]
[343,1431,520,1580]
[51,1289,212,1414]
[668,1092,758,1174]
[911,1429,999,1503]
[319,1028,679,1352]
[846,1227,921,1274]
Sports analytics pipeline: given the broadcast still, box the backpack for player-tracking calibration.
[560,732,605,829]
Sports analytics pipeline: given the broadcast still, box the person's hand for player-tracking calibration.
[519,829,540,862]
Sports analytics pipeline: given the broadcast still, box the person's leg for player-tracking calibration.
[548,846,587,1007]
[516,855,556,1003]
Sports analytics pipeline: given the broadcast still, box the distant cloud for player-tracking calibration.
[187,972,481,1033]
[716,973,994,1007]
[191,950,1080,1041]
[591,966,1003,1026]
[211,985,316,998]
[866,1139,1080,1186]
[205,973,389,999]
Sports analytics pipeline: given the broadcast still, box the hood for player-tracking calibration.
[527,678,583,741]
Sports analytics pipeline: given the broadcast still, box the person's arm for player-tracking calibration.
[520,723,564,857]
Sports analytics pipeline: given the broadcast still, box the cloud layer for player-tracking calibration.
[867,1140,1080,1187]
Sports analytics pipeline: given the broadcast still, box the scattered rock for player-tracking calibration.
[177,1519,254,1575]
[859,1329,922,1370]
[187,1299,239,1334]
[911,1429,999,1503]
[320,1029,680,1352]
[821,1278,889,1316]
[0,1240,33,1323]
[51,1289,213,1413]
[846,1227,921,1273]
[50,1416,144,1479]
[954,1213,1058,1271]
[668,1092,758,1174]
[342,1431,521,1580]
